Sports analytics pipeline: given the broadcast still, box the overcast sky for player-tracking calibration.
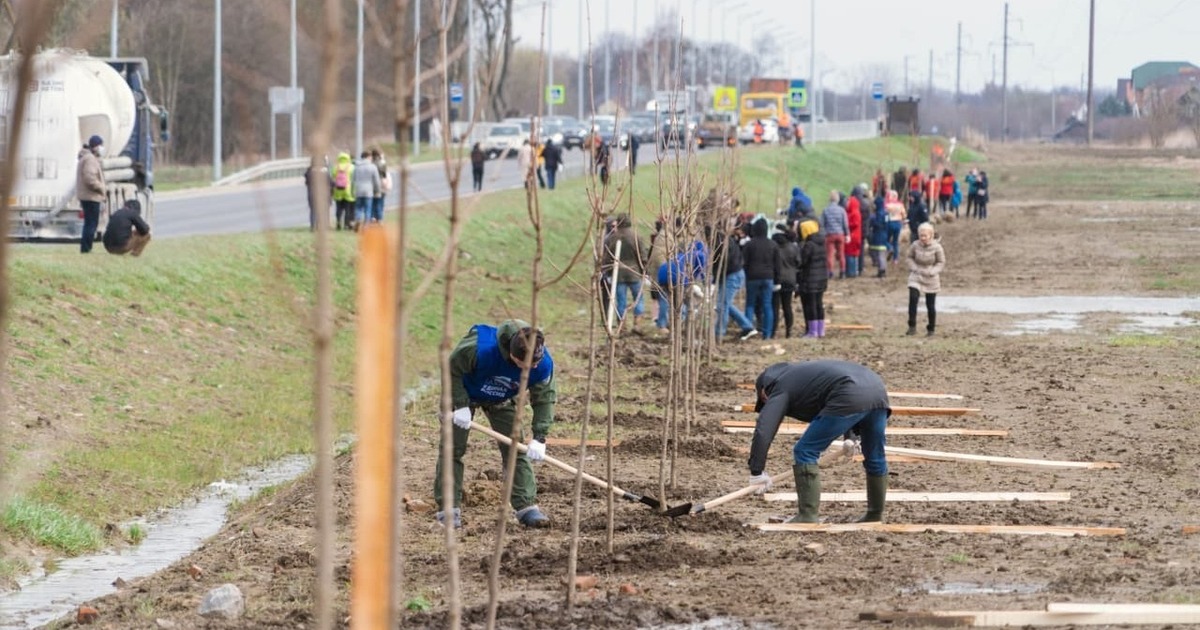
[508,0,1197,94]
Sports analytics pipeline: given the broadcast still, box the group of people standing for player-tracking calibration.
[307,149,392,231]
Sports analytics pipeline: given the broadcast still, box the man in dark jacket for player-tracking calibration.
[741,218,781,338]
[711,224,758,340]
[771,224,801,337]
[907,189,929,237]
[746,360,891,523]
[601,214,649,328]
[434,320,556,529]
[541,140,563,190]
[102,199,151,256]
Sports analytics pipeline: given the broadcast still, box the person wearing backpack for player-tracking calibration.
[330,152,355,230]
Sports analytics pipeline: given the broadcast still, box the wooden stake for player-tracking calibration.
[735,383,965,401]
[721,421,1007,437]
[867,442,1121,469]
[351,226,396,630]
[759,523,1126,537]
[825,323,873,331]
[1183,525,1200,535]
[862,604,1200,625]
[762,491,1071,502]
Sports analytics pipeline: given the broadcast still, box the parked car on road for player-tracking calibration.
[482,124,524,158]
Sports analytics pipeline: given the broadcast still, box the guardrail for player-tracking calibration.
[814,120,880,142]
[213,157,312,187]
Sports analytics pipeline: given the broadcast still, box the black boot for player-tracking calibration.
[785,464,821,523]
[905,325,917,336]
[855,474,888,522]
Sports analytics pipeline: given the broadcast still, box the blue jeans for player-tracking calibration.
[354,197,371,224]
[371,196,384,222]
[614,280,644,320]
[80,200,101,253]
[716,269,755,336]
[744,278,775,338]
[886,221,903,261]
[792,408,889,476]
[546,166,558,189]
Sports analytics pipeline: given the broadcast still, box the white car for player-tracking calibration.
[738,119,780,145]
[482,124,524,159]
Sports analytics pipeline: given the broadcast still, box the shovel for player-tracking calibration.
[661,471,793,518]
[469,421,663,511]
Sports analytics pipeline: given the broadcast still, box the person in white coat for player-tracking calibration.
[516,140,534,189]
[906,222,946,336]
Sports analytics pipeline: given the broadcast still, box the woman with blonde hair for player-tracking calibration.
[906,222,945,337]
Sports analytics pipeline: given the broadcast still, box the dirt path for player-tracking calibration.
[76,146,1200,629]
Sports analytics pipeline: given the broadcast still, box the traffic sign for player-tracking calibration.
[788,85,808,108]
[713,86,738,111]
[546,84,565,105]
[871,82,884,101]
[449,82,464,104]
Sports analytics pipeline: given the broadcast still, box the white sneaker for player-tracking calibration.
[740,329,760,341]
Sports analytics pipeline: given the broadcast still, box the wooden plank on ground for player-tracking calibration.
[826,323,873,331]
[735,383,965,401]
[762,491,1071,503]
[758,523,1126,537]
[732,447,932,464]
[874,443,1121,470]
[888,391,966,401]
[720,421,1008,437]
[1182,525,1200,535]
[861,603,1200,625]
[544,438,622,448]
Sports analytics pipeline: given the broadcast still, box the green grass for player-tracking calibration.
[946,552,970,564]
[1108,334,1176,348]
[126,523,146,545]
[0,556,30,582]
[994,145,1200,201]
[1,497,103,555]
[2,139,916,561]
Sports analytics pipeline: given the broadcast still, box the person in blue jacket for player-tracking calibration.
[785,186,814,223]
[434,320,556,529]
[655,239,708,330]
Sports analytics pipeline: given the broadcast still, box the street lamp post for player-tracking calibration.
[110,0,118,57]
[290,0,299,158]
[604,0,611,106]
[412,0,421,155]
[547,1,554,116]
[356,0,364,156]
[213,0,222,181]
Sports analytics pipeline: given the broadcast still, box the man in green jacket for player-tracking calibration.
[434,319,556,529]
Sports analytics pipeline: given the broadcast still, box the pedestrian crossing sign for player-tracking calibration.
[546,84,565,105]
[713,86,738,111]
[788,86,808,108]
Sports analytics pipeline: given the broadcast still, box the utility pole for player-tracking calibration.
[604,0,610,106]
[1001,1,1009,142]
[809,0,816,145]
[468,1,475,117]
[110,0,118,57]
[651,0,659,95]
[412,0,421,155]
[903,55,909,95]
[690,0,698,88]
[632,2,638,109]
[213,0,222,181]
[547,1,554,116]
[290,0,298,158]
[955,21,962,103]
[577,0,584,119]
[1086,0,1095,145]
[927,49,933,99]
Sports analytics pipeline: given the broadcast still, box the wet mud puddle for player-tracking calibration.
[934,295,1200,335]
[0,455,313,630]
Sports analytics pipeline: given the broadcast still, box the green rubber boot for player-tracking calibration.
[785,464,821,523]
[855,474,888,523]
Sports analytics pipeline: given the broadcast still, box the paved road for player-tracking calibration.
[153,147,628,238]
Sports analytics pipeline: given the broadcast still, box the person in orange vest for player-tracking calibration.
[794,122,805,151]
[753,119,765,144]
[938,169,955,216]
[907,168,925,209]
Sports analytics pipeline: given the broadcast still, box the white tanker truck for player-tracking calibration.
[0,48,168,241]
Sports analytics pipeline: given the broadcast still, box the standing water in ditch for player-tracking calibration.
[0,455,313,629]
[933,295,1200,335]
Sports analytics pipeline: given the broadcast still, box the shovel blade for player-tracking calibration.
[661,502,693,518]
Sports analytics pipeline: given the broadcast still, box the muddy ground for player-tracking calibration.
[71,146,1200,628]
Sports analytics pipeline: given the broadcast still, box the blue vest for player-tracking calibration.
[462,325,554,404]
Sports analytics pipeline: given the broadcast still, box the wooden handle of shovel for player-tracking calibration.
[469,421,650,505]
[692,471,793,515]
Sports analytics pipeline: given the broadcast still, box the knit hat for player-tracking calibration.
[87,135,104,148]
[799,219,820,240]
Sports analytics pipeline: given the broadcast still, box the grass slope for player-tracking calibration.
[1,138,949,556]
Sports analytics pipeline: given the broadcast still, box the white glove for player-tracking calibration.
[749,472,774,495]
[451,407,472,430]
[773,284,782,292]
[841,437,862,458]
[526,439,546,461]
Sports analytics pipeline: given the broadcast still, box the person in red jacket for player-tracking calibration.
[844,186,863,277]
[938,169,955,215]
